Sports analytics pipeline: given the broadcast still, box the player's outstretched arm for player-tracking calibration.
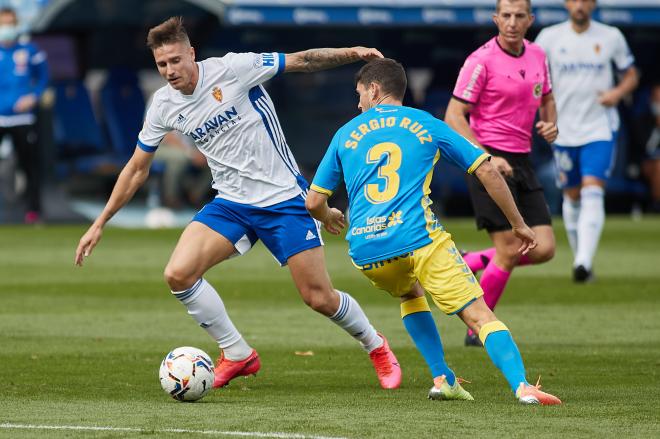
[474,160,537,255]
[284,47,383,73]
[305,191,346,235]
[74,148,155,266]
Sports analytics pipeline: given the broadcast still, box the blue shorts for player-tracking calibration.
[192,194,323,266]
[553,133,617,189]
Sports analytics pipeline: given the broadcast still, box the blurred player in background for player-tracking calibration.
[445,0,558,346]
[536,0,639,282]
[0,6,49,223]
[634,83,660,213]
[75,17,402,391]
[307,58,561,405]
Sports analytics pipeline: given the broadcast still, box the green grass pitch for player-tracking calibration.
[1,217,659,438]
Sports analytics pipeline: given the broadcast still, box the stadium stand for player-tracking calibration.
[52,79,120,178]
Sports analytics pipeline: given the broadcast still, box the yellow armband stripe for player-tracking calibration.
[467,152,491,174]
[310,184,333,196]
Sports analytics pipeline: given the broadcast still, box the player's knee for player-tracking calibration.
[164,264,197,291]
[528,238,555,263]
[459,298,497,333]
[299,284,335,313]
[534,244,555,263]
[496,246,521,268]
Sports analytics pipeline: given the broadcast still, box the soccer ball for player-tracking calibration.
[159,346,215,401]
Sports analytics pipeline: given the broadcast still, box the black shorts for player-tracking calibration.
[466,146,551,232]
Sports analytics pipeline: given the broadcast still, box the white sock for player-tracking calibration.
[172,278,252,360]
[562,196,581,256]
[575,186,605,270]
[330,291,383,353]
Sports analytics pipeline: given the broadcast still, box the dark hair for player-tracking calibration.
[355,58,407,101]
[146,16,190,50]
[0,7,17,18]
[495,0,532,13]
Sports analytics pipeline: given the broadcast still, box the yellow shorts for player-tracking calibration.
[354,232,483,315]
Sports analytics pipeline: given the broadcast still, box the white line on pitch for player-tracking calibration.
[0,423,350,439]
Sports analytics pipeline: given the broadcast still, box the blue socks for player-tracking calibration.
[400,298,529,393]
[401,297,456,385]
[480,321,528,392]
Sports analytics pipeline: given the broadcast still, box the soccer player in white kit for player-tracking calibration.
[535,0,638,282]
[74,17,402,390]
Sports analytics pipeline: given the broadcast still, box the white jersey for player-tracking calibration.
[138,52,306,207]
[536,20,635,146]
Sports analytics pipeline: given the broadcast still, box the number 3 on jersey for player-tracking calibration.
[365,142,402,204]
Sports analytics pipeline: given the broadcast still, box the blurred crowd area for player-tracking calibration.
[1,0,660,223]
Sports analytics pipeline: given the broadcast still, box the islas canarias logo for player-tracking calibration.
[351,211,404,237]
[387,211,403,227]
[212,86,223,102]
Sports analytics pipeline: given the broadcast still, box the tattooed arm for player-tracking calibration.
[284,47,383,73]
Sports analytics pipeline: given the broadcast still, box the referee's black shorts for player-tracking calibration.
[466,146,552,233]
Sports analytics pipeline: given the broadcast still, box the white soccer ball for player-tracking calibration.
[159,346,215,401]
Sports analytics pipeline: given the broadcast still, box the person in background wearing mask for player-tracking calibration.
[0,6,49,224]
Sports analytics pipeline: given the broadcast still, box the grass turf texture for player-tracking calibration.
[0,217,659,438]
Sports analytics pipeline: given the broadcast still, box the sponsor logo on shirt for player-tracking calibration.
[533,83,543,99]
[174,113,187,130]
[212,86,223,102]
[594,43,601,54]
[375,107,398,114]
[262,53,275,67]
[189,106,242,144]
[557,62,605,74]
[387,211,403,227]
[252,53,276,69]
[351,211,403,239]
[461,63,483,101]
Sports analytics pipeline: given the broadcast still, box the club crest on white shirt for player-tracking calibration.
[212,86,223,102]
